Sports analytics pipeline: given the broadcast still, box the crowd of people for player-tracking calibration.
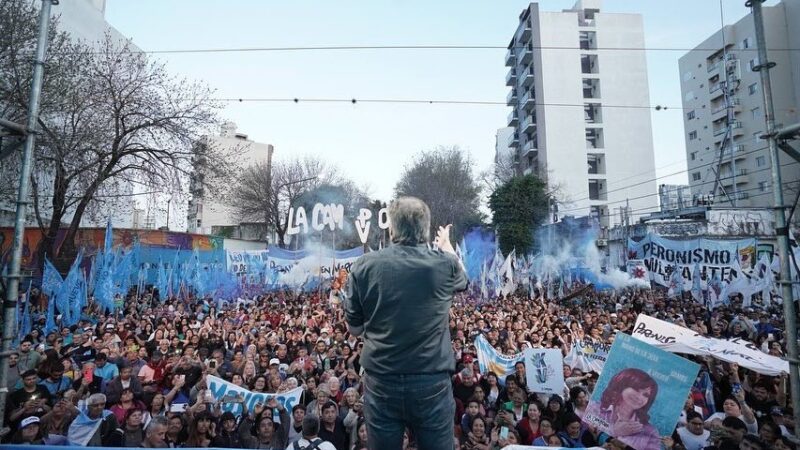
[0,281,793,450]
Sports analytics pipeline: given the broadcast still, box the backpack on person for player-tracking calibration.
[293,438,324,450]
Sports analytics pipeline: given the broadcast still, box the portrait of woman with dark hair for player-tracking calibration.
[584,367,661,450]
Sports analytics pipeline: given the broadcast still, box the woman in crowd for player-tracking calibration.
[569,386,590,418]
[461,415,491,450]
[110,387,146,423]
[515,400,543,445]
[675,410,710,450]
[531,417,557,446]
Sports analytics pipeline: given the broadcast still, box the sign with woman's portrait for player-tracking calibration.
[584,333,700,450]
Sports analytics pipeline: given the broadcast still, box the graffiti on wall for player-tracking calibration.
[707,210,775,237]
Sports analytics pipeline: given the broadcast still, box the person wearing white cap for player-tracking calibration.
[270,358,281,367]
[10,415,44,445]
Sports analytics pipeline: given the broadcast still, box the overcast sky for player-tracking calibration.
[106,0,775,207]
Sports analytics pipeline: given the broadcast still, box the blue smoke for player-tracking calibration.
[462,228,496,281]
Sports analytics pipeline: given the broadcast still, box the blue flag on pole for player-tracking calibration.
[57,250,84,326]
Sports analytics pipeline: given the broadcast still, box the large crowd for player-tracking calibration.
[0,282,793,450]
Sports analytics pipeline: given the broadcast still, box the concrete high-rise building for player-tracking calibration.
[505,0,657,228]
[679,1,800,215]
[187,122,274,235]
[494,127,516,183]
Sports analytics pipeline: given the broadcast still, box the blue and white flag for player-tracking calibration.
[690,263,702,302]
[42,257,63,299]
[56,250,84,326]
[474,334,523,385]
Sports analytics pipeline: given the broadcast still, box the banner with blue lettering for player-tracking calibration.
[628,234,756,289]
[206,375,303,416]
[475,335,523,385]
[563,338,610,373]
[584,334,699,450]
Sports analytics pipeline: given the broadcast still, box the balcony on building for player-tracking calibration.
[588,179,607,201]
[522,137,537,157]
[508,110,519,127]
[581,54,600,74]
[519,22,532,41]
[707,60,721,77]
[505,48,515,67]
[711,98,741,121]
[587,153,605,175]
[520,90,535,110]
[579,31,597,50]
[508,132,520,148]
[719,143,747,160]
[507,89,517,106]
[505,68,517,86]
[586,128,604,149]
[520,44,533,64]
[578,9,597,27]
[584,103,602,124]
[521,114,536,133]
[520,65,535,87]
[582,78,601,99]
[709,82,726,100]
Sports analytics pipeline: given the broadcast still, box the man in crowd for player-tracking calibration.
[345,197,467,450]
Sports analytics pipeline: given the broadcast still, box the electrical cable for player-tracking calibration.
[59,44,800,56]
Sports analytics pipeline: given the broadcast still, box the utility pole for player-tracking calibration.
[0,0,57,434]
[749,0,800,434]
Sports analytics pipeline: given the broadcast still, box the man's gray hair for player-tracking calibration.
[146,416,169,435]
[87,393,106,406]
[389,197,430,245]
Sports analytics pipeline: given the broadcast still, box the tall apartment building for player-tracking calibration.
[679,1,800,216]
[187,122,274,235]
[505,0,657,228]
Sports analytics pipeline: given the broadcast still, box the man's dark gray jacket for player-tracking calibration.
[344,244,468,375]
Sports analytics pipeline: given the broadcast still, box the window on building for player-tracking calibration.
[759,181,769,192]
[683,71,693,82]
[741,37,751,49]
[751,107,761,119]
[690,151,698,161]
[687,110,696,120]
[684,91,695,102]
[756,155,766,167]
[689,131,698,140]
[749,58,760,71]
[748,83,758,95]
[692,172,702,182]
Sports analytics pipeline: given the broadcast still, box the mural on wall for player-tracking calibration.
[0,228,223,275]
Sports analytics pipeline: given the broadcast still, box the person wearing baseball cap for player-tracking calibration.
[10,415,44,445]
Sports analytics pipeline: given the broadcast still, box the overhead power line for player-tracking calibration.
[63,44,800,56]
[211,97,687,111]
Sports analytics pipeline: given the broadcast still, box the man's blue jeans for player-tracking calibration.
[364,371,455,450]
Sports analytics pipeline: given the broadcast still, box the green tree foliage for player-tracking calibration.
[489,175,551,255]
